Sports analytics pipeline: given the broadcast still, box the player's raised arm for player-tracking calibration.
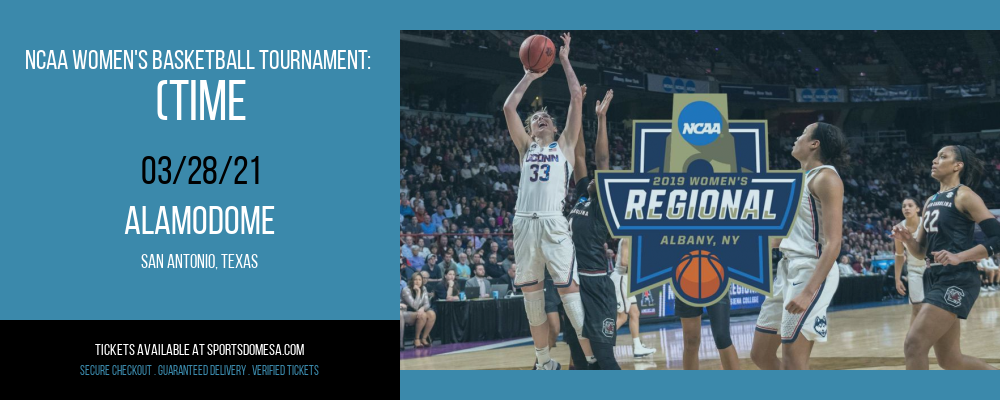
[557,32,583,162]
[503,67,547,158]
[594,89,613,171]
[573,85,589,183]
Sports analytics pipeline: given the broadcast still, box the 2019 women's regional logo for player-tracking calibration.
[595,94,804,307]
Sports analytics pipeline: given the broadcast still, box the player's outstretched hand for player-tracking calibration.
[524,66,548,81]
[891,225,912,242]
[596,89,613,116]
[559,32,571,60]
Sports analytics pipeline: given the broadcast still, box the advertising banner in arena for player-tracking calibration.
[849,85,929,102]
[719,84,792,101]
[931,83,989,99]
[647,73,710,94]
[602,68,646,90]
[796,87,845,103]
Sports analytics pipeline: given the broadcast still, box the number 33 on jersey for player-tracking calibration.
[516,142,572,214]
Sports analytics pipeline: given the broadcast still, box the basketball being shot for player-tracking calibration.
[400,29,1000,371]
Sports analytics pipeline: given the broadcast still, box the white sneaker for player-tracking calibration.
[535,359,561,370]
[633,343,657,357]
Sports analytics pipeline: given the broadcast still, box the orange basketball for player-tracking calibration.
[674,250,726,300]
[519,34,555,73]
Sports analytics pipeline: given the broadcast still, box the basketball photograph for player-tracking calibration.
[399,29,1000,370]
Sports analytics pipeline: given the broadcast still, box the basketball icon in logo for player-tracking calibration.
[674,250,726,300]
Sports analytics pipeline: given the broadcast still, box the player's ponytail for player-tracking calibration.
[813,122,850,171]
[952,145,984,190]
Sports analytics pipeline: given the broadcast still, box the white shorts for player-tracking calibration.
[907,265,926,303]
[513,214,576,288]
[610,270,637,314]
[755,257,840,344]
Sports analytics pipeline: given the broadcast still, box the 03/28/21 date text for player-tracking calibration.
[142,156,258,184]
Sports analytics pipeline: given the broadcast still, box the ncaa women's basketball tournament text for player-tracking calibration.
[24,48,374,272]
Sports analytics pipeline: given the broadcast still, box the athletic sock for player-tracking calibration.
[535,346,551,365]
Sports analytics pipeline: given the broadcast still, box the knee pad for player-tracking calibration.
[524,290,547,326]
[560,292,585,338]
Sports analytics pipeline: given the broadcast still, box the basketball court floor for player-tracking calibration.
[400,291,1000,370]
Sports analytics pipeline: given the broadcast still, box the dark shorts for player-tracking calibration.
[544,278,561,313]
[579,274,618,345]
[923,263,980,320]
[674,292,731,319]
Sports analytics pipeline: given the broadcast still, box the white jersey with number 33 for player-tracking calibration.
[515,141,572,215]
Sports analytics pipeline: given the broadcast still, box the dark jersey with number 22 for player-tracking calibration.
[923,185,976,262]
[569,178,611,273]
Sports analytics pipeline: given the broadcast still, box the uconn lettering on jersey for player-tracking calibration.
[525,153,560,163]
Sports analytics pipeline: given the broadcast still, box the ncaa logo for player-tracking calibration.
[662,76,674,93]
[677,101,722,146]
[814,89,827,102]
[673,78,685,93]
[801,89,813,102]
[827,89,839,102]
[685,80,696,93]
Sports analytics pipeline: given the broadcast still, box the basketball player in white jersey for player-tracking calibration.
[893,197,926,322]
[503,32,590,370]
[611,237,657,357]
[750,122,847,370]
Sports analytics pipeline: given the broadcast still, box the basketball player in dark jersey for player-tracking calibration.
[564,88,620,369]
[893,145,999,370]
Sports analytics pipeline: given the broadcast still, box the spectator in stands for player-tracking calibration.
[436,269,463,301]
[437,250,458,273]
[432,205,447,226]
[400,256,417,281]
[455,253,472,279]
[852,255,871,275]
[485,253,504,278]
[401,236,414,258]
[403,218,421,235]
[408,245,426,271]
[420,218,438,237]
[501,253,515,271]
[464,263,492,298]
[838,255,856,276]
[485,241,502,262]
[400,197,414,219]
[401,273,436,348]
[423,255,442,282]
